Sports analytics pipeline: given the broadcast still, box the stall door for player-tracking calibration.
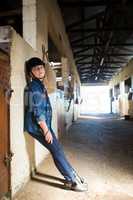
[0,86,11,199]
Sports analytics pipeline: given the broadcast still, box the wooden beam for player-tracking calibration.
[0,9,21,17]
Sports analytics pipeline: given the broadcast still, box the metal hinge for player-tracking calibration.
[4,151,14,167]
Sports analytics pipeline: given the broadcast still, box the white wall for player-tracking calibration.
[10,30,35,195]
[10,29,57,197]
[5,0,81,197]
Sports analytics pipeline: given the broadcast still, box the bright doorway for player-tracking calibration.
[80,86,110,114]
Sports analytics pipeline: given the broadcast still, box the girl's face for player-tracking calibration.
[31,65,45,80]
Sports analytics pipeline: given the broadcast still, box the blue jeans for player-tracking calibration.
[28,128,76,182]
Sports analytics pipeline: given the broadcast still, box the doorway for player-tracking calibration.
[80,86,110,114]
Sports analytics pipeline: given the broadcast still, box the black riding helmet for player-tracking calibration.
[25,57,45,75]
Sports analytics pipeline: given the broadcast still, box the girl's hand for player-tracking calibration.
[44,130,53,144]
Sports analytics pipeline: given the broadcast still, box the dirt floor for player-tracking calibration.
[13,114,133,200]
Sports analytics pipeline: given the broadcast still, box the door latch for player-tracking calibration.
[4,88,14,99]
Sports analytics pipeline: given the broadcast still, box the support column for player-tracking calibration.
[61,57,71,130]
[61,57,70,100]
[23,0,37,49]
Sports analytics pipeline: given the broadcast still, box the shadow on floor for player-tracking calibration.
[34,170,65,183]
[31,171,69,191]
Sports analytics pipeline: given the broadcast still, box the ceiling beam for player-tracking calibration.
[76,56,129,63]
[71,33,95,45]
[99,74,113,76]
[77,61,126,64]
[79,69,117,74]
[66,11,104,31]
[79,68,116,72]
[72,43,133,48]
[78,66,121,70]
[101,71,115,74]
[58,0,121,7]
[69,27,133,33]
[76,57,92,62]
[0,9,21,17]
[74,53,133,57]
[73,47,92,54]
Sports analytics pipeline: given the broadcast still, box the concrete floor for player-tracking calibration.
[13,114,133,200]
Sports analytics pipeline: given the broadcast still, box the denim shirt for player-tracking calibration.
[24,78,52,134]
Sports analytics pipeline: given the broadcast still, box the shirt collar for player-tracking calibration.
[32,78,45,88]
